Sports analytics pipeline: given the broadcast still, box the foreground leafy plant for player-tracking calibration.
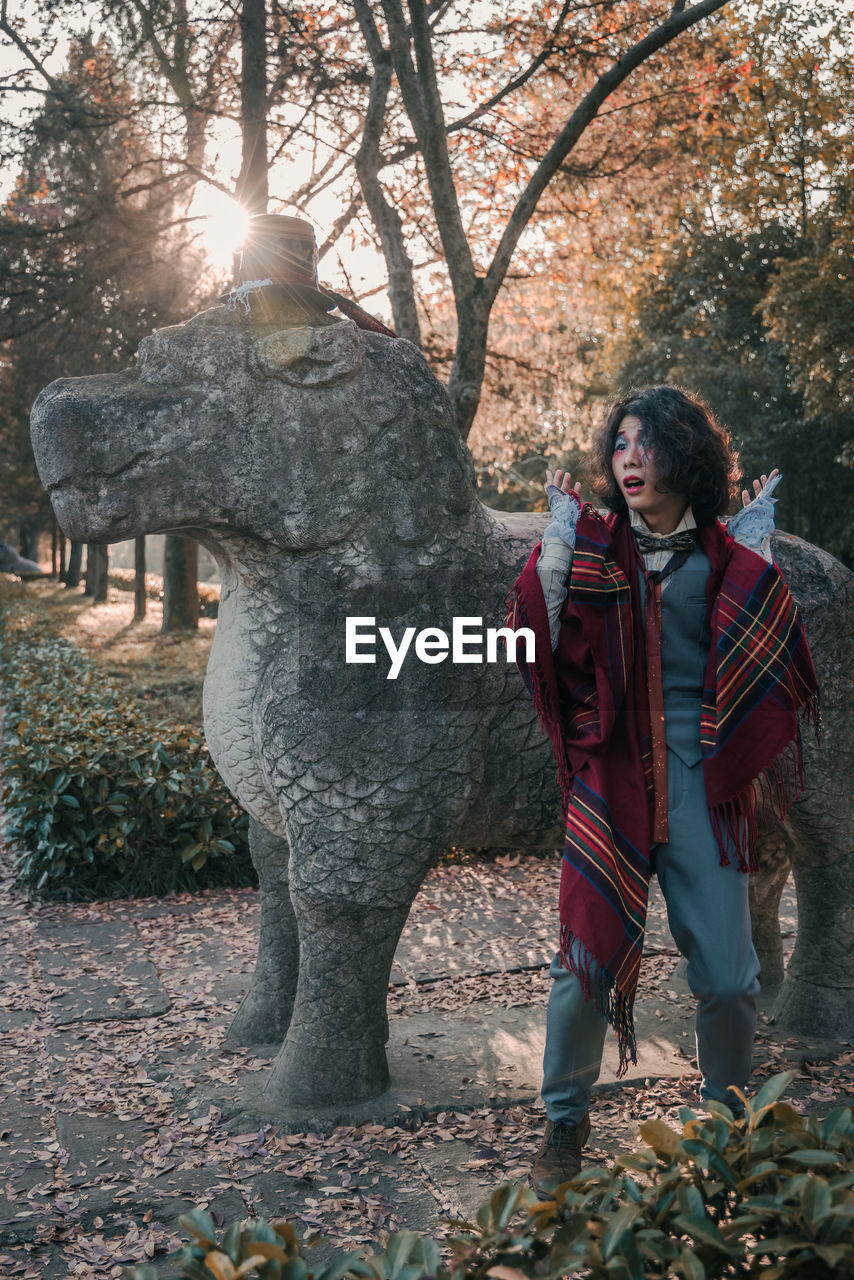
[124,1072,854,1279]
[0,583,251,898]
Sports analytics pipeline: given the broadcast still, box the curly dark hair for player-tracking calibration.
[589,385,741,526]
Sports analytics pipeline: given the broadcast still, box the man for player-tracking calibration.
[505,385,819,1193]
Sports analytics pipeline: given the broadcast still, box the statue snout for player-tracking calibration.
[251,320,365,387]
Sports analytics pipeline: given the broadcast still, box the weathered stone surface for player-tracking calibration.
[0,1010,37,1032]
[412,1139,492,1223]
[0,1090,59,1241]
[749,820,797,994]
[0,1245,70,1277]
[763,534,854,1038]
[35,918,170,1024]
[53,1110,154,1189]
[29,300,853,1108]
[247,1155,442,1250]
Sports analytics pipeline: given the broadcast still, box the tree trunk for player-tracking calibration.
[92,544,109,603]
[58,531,67,581]
[162,534,199,632]
[448,297,489,440]
[18,521,38,561]
[65,541,83,588]
[355,106,421,341]
[83,543,95,595]
[236,0,268,216]
[51,521,58,577]
[134,536,147,621]
[375,0,732,441]
[353,7,421,346]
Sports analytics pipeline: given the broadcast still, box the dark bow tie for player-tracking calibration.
[634,528,698,555]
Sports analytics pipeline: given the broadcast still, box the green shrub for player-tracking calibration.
[125,1073,854,1279]
[0,586,252,898]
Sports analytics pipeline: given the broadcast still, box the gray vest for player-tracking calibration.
[659,543,711,766]
[637,543,711,767]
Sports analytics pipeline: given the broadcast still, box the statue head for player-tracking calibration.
[30,303,477,555]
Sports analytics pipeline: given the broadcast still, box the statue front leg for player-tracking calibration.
[773,777,854,1039]
[773,859,854,1039]
[263,889,412,1108]
[227,817,299,1046]
[766,538,854,1040]
[749,818,797,995]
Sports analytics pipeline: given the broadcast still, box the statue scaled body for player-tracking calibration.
[30,303,854,1108]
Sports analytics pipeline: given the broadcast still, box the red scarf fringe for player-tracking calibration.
[710,688,820,874]
[558,925,638,1077]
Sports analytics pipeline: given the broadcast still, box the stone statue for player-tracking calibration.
[0,543,45,576]
[751,536,854,1035]
[29,222,853,1108]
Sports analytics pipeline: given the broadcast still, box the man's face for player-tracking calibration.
[611,414,688,534]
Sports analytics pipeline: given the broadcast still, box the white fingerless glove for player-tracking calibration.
[544,484,583,548]
[728,473,782,550]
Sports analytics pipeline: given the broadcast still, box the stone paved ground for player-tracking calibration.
[0,841,851,1279]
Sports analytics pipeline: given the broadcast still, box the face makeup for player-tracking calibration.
[612,415,688,534]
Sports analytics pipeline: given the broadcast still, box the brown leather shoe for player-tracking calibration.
[531,1113,591,1195]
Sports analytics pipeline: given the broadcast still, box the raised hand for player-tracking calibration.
[545,467,582,497]
[729,468,782,551]
[741,468,782,509]
[543,466,583,547]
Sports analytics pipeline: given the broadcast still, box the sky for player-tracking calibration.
[0,0,566,328]
[0,0,390,307]
[0,0,507,316]
[2,1,842,313]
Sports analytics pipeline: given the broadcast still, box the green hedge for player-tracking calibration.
[125,1073,854,1280]
[0,585,252,898]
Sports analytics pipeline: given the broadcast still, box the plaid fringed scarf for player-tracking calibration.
[505,508,819,1074]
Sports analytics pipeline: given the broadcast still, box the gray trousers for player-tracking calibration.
[541,750,761,1123]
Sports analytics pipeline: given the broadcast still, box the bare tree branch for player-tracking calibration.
[315,192,362,262]
[483,0,732,309]
[445,1,574,137]
[354,0,422,343]
[0,0,63,94]
[380,0,478,307]
[122,0,215,171]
